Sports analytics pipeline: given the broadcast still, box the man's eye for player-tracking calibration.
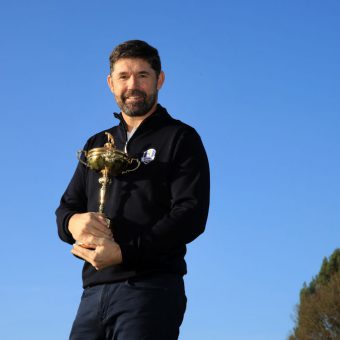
[119,75,128,80]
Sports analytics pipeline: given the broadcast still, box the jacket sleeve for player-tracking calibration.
[119,128,210,267]
[55,146,89,245]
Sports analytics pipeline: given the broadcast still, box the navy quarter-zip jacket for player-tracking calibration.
[56,104,210,288]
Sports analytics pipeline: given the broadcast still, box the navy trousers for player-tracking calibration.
[69,273,187,340]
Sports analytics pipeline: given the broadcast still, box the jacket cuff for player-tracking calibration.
[61,213,76,244]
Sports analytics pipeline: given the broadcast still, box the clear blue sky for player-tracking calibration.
[1,0,339,339]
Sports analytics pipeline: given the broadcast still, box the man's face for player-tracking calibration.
[107,58,164,117]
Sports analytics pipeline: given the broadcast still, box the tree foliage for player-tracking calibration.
[289,249,340,340]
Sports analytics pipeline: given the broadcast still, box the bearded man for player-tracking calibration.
[56,40,210,340]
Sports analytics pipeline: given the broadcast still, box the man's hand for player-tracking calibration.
[71,238,123,270]
[68,212,113,247]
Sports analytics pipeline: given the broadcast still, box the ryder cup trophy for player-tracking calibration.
[77,132,140,215]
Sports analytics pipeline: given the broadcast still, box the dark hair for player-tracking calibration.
[109,40,162,76]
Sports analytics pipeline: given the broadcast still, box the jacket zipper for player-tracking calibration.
[113,112,129,152]
[113,111,157,154]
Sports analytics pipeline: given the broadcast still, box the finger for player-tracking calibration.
[71,246,99,269]
[79,235,108,247]
[92,213,109,227]
[89,227,112,239]
[88,214,112,237]
[96,214,113,231]
[85,212,108,230]
[85,221,112,238]
[75,241,96,250]
[71,245,103,270]
[72,244,93,260]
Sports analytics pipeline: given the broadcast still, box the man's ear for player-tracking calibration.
[157,71,165,90]
[107,75,114,93]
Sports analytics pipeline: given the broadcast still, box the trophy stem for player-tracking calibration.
[98,167,111,214]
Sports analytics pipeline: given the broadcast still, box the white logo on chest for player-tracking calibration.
[141,148,156,164]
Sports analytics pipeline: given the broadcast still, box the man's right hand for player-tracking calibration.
[68,212,113,247]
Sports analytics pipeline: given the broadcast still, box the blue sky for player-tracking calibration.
[1,0,339,339]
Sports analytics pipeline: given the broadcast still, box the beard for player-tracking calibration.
[117,89,158,117]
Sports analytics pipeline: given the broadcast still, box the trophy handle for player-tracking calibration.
[77,150,88,167]
[122,158,141,174]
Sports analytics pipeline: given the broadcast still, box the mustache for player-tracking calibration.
[122,90,146,101]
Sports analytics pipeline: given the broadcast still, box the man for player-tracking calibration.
[56,40,210,340]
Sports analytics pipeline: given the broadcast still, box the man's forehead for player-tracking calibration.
[112,58,153,73]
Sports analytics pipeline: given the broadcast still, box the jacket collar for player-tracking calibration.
[113,104,170,133]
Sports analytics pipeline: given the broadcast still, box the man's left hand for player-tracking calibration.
[71,238,123,270]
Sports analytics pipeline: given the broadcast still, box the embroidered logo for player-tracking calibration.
[141,148,156,164]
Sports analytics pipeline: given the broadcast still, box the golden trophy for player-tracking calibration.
[77,132,140,215]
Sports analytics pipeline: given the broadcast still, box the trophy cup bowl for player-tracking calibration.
[81,146,136,176]
[77,132,140,176]
[77,132,140,215]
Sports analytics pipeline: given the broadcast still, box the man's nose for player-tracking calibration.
[127,75,138,89]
